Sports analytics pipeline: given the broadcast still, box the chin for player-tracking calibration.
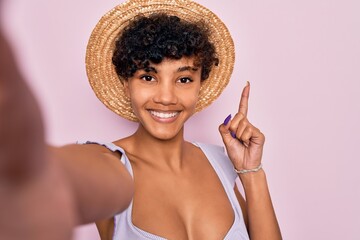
[148,126,183,141]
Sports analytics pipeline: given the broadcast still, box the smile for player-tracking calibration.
[149,110,179,119]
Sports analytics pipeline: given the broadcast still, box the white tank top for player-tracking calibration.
[80,141,249,240]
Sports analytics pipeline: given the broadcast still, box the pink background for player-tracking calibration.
[1,0,360,239]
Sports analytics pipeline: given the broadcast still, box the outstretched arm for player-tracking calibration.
[49,143,134,224]
[219,82,282,239]
[0,25,77,240]
[0,26,133,239]
[0,26,45,182]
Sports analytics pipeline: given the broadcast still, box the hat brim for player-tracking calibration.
[86,0,235,121]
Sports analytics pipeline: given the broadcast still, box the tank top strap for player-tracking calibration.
[76,140,127,165]
[193,142,238,185]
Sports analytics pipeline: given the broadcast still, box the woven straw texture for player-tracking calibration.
[86,0,235,121]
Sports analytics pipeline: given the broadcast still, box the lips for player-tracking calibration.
[149,110,179,119]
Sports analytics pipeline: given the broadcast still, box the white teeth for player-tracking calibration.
[149,110,178,119]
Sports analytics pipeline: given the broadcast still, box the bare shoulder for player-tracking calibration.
[49,142,122,161]
[184,141,203,154]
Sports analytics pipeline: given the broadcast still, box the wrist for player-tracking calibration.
[238,168,267,190]
[234,163,263,174]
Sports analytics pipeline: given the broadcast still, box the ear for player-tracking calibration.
[123,80,130,98]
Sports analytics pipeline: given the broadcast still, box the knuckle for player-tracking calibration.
[239,120,247,128]
[234,112,245,119]
[260,131,265,139]
[244,125,253,132]
[257,130,266,142]
[228,123,237,133]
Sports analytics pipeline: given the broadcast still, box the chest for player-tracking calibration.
[130,153,235,240]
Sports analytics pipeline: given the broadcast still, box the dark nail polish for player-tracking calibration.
[231,132,236,138]
[223,114,232,125]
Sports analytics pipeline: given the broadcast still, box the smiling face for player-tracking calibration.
[124,57,202,140]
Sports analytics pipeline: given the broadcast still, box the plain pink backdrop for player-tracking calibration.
[1,0,359,239]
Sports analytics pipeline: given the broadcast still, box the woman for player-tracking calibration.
[84,0,282,239]
[0,0,281,239]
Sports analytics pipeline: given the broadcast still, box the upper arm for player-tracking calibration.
[234,183,249,229]
[50,144,134,224]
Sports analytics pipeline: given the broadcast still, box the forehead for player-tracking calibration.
[158,56,194,65]
[138,57,200,72]
[132,57,202,79]
[147,57,199,70]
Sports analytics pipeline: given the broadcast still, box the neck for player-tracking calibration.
[126,124,188,170]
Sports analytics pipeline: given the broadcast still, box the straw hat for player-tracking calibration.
[86,0,235,121]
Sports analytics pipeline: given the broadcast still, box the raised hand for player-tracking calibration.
[219,82,265,172]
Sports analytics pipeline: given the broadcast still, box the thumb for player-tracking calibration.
[218,114,235,146]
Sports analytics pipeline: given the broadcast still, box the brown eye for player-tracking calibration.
[177,77,193,84]
[141,75,155,81]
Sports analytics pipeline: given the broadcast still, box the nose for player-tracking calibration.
[153,81,178,105]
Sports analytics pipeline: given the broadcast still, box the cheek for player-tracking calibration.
[127,86,149,114]
[182,88,200,110]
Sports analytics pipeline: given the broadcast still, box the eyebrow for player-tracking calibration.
[177,66,199,72]
[142,65,199,74]
[144,67,157,73]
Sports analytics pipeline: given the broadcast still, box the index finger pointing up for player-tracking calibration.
[238,81,250,116]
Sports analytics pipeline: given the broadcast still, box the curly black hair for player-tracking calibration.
[112,13,219,81]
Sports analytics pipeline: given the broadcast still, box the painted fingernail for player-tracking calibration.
[231,132,236,138]
[223,114,232,125]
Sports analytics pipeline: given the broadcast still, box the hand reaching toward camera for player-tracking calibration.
[0,28,77,240]
[0,26,45,180]
[0,27,133,240]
